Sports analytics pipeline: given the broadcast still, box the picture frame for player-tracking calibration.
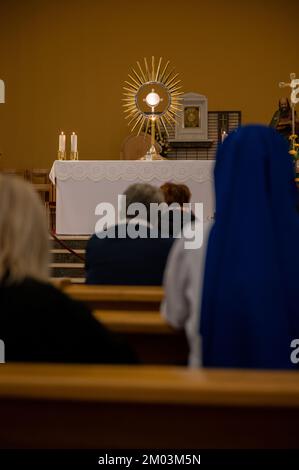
[174,92,208,141]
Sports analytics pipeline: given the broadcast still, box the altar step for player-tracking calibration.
[50,262,85,279]
[51,249,85,264]
[50,277,86,285]
[50,236,89,283]
[50,235,89,250]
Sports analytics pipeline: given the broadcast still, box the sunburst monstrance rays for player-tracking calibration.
[123,56,183,138]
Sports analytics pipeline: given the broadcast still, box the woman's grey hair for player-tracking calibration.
[123,183,165,222]
[0,175,49,284]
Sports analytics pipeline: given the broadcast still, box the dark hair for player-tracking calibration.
[160,182,191,207]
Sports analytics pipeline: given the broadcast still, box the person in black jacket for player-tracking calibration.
[0,175,136,364]
[86,183,174,285]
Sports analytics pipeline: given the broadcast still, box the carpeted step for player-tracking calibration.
[51,249,85,264]
[50,263,85,279]
[50,235,89,251]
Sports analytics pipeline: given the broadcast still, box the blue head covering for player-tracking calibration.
[200,125,299,369]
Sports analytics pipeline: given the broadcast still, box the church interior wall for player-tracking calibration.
[0,0,298,168]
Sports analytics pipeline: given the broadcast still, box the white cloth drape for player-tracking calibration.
[50,160,215,235]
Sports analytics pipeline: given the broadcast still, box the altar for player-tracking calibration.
[49,160,215,235]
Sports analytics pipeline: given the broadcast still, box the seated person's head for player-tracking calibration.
[122,183,164,224]
[0,175,49,285]
[160,182,191,207]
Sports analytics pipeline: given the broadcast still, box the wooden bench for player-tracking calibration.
[93,311,188,365]
[0,364,299,449]
[63,284,164,311]
[53,284,186,364]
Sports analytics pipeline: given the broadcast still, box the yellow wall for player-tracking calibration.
[0,0,298,168]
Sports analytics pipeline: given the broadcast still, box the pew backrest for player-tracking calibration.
[1,365,299,448]
[63,284,164,310]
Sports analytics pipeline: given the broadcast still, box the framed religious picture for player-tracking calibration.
[174,92,208,141]
[184,106,200,128]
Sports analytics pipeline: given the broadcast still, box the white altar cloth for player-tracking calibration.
[49,160,215,235]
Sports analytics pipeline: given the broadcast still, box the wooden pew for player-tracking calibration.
[56,284,187,364]
[93,311,188,365]
[63,284,164,311]
[50,277,72,289]
[0,364,299,449]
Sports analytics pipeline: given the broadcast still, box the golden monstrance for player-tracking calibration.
[123,56,183,160]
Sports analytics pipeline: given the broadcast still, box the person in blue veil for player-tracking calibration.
[200,125,299,369]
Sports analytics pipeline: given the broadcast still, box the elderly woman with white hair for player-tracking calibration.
[0,175,136,364]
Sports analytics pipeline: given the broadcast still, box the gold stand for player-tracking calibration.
[151,117,155,148]
[141,116,166,160]
[57,151,66,161]
[140,148,166,160]
[70,151,79,160]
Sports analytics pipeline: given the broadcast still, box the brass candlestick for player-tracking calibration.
[70,151,79,160]
[57,150,66,161]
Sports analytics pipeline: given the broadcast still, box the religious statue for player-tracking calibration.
[269,97,298,141]
[273,73,299,175]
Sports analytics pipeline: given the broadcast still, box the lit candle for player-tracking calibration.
[71,132,77,152]
[221,130,228,143]
[59,132,66,152]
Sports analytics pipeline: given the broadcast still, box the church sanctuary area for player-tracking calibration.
[0,0,299,465]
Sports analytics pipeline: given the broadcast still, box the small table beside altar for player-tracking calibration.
[49,160,215,235]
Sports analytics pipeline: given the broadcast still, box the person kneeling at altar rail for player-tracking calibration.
[85,183,175,286]
[0,175,136,364]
